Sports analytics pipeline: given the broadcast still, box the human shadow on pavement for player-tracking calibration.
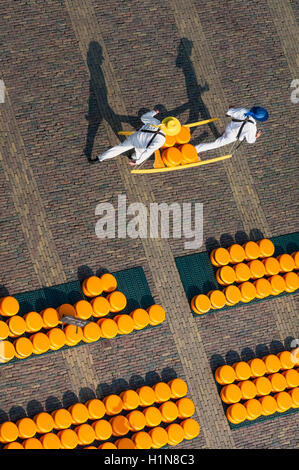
[83,41,139,161]
[174,38,221,144]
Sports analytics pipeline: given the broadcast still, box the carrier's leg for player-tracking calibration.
[98,139,134,161]
[195,133,236,153]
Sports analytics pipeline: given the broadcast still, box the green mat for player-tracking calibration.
[175,232,299,316]
[1,266,154,367]
[214,375,299,430]
[228,406,299,430]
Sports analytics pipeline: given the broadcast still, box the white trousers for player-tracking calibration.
[195,133,236,153]
[98,135,152,164]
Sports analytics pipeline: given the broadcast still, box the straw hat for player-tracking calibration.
[160,116,181,136]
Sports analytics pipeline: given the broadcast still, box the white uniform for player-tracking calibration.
[195,107,257,153]
[98,110,166,165]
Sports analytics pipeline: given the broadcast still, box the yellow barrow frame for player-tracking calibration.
[117,117,232,174]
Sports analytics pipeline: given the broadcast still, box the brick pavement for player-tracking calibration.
[0,0,298,449]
